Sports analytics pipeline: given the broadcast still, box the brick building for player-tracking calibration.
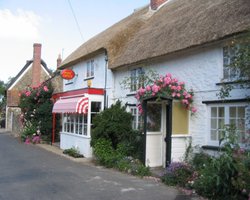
[6,43,52,135]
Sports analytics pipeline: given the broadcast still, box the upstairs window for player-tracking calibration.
[130,68,144,92]
[86,60,94,78]
[223,45,240,80]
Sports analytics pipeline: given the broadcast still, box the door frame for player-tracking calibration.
[142,96,173,167]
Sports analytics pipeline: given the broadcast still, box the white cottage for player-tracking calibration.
[55,0,250,167]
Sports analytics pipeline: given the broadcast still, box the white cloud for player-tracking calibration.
[0,9,41,40]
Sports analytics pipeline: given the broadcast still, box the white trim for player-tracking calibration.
[60,131,90,139]
[172,134,191,138]
[8,64,32,90]
[207,102,247,146]
[8,64,51,91]
[41,65,51,77]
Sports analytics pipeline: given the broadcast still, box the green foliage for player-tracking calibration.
[19,82,55,140]
[91,101,138,149]
[63,147,84,158]
[193,125,250,199]
[161,162,193,187]
[20,122,37,141]
[93,138,151,177]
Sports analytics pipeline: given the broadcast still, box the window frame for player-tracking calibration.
[130,106,144,131]
[130,68,144,92]
[223,44,242,81]
[86,59,95,79]
[62,113,88,136]
[207,103,247,146]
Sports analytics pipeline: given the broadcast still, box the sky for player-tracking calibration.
[0,0,149,83]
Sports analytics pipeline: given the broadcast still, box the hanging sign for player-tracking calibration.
[61,69,75,80]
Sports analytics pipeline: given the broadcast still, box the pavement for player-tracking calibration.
[0,129,203,200]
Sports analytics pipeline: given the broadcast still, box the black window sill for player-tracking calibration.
[202,145,221,151]
[84,77,94,81]
[65,82,73,85]
[216,79,250,86]
[126,92,136,97]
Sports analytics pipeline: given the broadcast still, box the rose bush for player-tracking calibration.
[135,73,197,114]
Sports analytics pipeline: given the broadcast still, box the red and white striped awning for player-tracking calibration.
[52,96,89,114]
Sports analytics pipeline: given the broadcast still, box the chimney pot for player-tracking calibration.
[150,0,167,10]
[57,54,62,68]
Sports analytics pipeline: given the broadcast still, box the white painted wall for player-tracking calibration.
[63,52,114,107]
[112,43,250,166]
[60,133,92,158]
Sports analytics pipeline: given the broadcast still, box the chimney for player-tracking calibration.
[57,54,62,68]
[150,0,167,10]
[31,43,42,87]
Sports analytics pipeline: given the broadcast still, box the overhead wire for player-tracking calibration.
[67,0,85,42]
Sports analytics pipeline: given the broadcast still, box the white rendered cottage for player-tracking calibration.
[55,0,250,167]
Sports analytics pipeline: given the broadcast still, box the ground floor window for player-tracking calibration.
[130,107,143,131]
[62,113,87,136]
[208,103,247,145]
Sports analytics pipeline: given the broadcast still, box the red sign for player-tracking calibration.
[61,69,75,80]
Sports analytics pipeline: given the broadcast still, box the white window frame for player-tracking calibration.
[86,60,94,79]
[62,113,88,136]
[223,44,242,81]
[130,106,143,130]
[207,103,247,146]
[130,68,144,92]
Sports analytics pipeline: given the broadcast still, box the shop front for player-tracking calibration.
[52,88,104,157]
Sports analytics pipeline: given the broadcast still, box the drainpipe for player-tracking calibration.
[104,50,108,109]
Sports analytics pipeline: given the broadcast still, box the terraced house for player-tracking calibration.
[53,0,250,167]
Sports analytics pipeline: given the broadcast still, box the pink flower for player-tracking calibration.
[164,77,171,85]
[152,84,160,93]
[146,85,151,91]
[43,86,49,92]
[166,73,172,78]
[179,81,185,85]
[138,104,143,114]
[25,91,31,97]
[176,93,181,97]
[182,99,189,105]
[176,85,182,91]
[25,137,30,144]
[171,86,176,90]
[172,92,176,97]
[191,107,197,113]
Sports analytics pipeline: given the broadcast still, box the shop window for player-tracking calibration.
[62,113,87,136]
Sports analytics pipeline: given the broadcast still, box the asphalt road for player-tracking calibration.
[0,132,191,200]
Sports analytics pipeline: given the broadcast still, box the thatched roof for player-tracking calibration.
[60,0,250,70]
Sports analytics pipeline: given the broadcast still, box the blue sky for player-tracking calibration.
[0,0,149,83]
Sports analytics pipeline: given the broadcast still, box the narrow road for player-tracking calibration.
[0,131,191,200]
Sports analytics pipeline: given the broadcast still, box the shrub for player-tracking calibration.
[91,101,136,149]
[193,125,250,199]
[63,147,84,158]
[161,162,193,187]
[93,138,120,168]
[19,83,59,141]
